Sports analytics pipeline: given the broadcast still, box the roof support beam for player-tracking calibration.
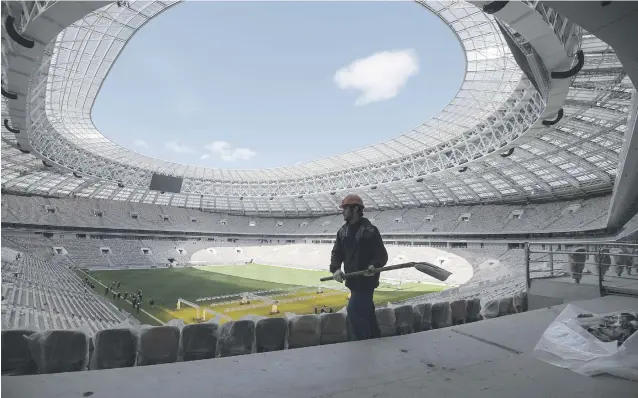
[607,91,638,230]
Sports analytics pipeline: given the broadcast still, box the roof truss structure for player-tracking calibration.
[1,0,634,215]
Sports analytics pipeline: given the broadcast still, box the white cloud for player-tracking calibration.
[165,140,196,154]
[133,139,149,149]
[200,154,210,160]
[204,141,256,162]
[334,49,419,106]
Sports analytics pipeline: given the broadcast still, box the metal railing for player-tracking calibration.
[526,242,638,297]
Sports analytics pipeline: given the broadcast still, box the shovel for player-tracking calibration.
[320,262,452,282]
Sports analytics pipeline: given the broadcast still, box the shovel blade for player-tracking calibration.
[414,262,452,282]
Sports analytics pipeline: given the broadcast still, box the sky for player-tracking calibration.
[92,1,464,169]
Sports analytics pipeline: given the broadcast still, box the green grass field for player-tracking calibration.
[83,264,446,325]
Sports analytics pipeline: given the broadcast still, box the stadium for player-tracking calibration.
[1,1,637,396]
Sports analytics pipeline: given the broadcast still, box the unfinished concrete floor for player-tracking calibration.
[2,296,637,398]
[554,272,638,295]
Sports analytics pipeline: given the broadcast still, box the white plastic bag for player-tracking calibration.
[532,304,638,380]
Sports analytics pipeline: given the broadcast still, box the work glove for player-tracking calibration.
[333,269,345,283]
[363,265,376,277]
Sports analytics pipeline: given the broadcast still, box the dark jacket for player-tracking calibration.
[330,217,388,291]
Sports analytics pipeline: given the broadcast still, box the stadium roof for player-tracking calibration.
[1,1,633,215]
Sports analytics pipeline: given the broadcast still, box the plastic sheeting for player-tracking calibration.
[320,312,348,345]
[609,247,633,277]
[1,329,36,375]
[630,247,637,275]
[323,309,351,339]
[413,303,432,332]
[586,249,611,277]
[288,314,321,349]
[137,325,180,366]
[431,302,452,329]
[255,317,287,352]
[513,292,527,313]
[532,305,638,380]
[498,297,515,316]
[450,300,468,325]
[90,328,137,369]
[392,305,414,335]
[466,298,482,322]
[180,322,219,361]
[481,299,500,319]
[375,308,396,337]
[568,247,588,283]
[26,329,89,373]
[240,315,266,322]
[216,320,255,357]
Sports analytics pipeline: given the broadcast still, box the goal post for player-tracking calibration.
[177,298,200,319]
[203,308,232,322]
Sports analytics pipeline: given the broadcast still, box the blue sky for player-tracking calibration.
[92,1,464,169]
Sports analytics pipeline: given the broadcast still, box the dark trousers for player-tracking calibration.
[347,289,381,341]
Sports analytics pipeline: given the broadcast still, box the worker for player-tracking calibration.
[329,194,387,341]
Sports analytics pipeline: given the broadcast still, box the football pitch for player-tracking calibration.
[83,264,446,325]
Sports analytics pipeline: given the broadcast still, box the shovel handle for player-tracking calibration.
[320,262,417,282]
